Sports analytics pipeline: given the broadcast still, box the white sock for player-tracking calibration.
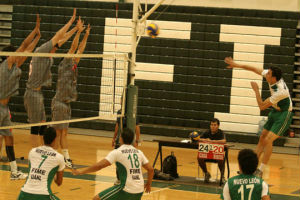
[10,160,18,173]
[62,149,70,160]
[259,163,266,172]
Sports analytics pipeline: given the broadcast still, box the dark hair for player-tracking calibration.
[270,66,282,81]
[121,128,134,144]
[43,127,57,145]
[238,149,258,175]
[1,45,16,62]
[211,118,220,125]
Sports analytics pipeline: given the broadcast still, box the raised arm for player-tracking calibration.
[72,159,111,175]
[16,14,40,53]
[57,26,77,48]
[224,57,263,76]
[67,17,85,54]
[15,28,41,68]
[251,82,273,110]
[51,8,76,47]
[7,14,40,68]
[74,24,90,64]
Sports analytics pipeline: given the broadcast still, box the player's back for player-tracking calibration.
[224,174,269,200]
[21,146,65,195]
[55,57,78,102]
[106,144,148,194]
[0,59,21,99]
[27,41,53,89]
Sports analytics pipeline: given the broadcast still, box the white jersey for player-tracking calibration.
[262,70,292,111]
[22,146,65,195]
[105,144,149,194]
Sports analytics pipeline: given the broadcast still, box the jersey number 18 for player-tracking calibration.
[128,154,140,168]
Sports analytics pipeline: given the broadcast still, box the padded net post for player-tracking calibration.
[125,85,138,134]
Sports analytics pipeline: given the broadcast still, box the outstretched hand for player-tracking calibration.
[35,14,41,31]
[86,24,91,35]
[76,17,85,32]
[35,14,41,37]
[70,8,77,23]
[224,57,238,69]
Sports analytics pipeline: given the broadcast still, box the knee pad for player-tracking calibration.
[31,126,40,135]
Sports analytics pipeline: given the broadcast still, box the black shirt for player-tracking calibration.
[201,129,225,140]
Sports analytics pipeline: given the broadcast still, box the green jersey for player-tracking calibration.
[221,174,269,200]
[262,70,292,111]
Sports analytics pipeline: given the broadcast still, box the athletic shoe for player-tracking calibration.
[114,180,120,185]
[254,169,263,178]
[11,171,28,180]
[204,172,211,183]
[65,158,74,168]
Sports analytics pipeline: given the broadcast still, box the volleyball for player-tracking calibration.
[147,23,160,38]
[189,131,200,142]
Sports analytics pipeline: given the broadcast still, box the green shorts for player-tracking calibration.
[264,109,293,136]
[98,185,143,200]
[17,191,60,200]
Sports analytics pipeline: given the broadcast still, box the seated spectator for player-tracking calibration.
[197,118,226,183]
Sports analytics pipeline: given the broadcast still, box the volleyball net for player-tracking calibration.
[0,51,129,130]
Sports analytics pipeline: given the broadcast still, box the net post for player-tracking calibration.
[122,0,139,136]
[126,85,138,134]
[126,0,165,136]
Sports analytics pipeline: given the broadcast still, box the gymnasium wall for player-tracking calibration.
[8,0,299,134]
[135,0,300,12]
[96,0,300,12]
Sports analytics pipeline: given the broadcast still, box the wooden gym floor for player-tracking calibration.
[0,129,299,200]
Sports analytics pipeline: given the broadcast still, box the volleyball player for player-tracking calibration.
[52,19,90,168]
[225,57,293,177]
[72,128,154,200]
[0,14,41,179]
[24,9,77,147]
